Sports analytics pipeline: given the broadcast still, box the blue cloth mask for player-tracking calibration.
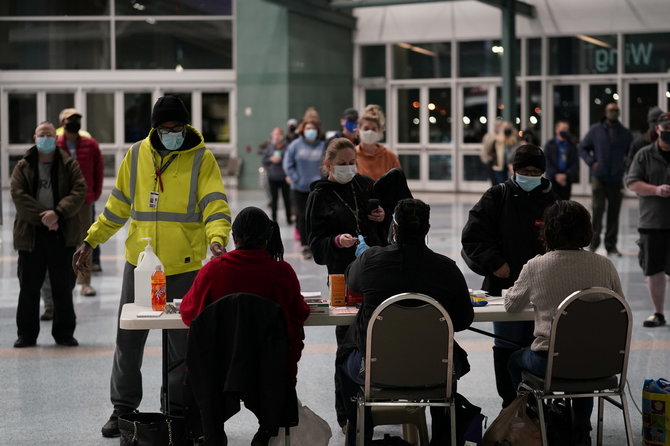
[36,136,56,154]
[160,132,184,151]
[515,174,542,192]
[344,119,358,133]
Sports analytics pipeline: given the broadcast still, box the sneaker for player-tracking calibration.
[90,263,102,272]
[301,247,312,260]
[607,248,622,257]
[643,313,666,327]
[13,337,36,348]
[55,337,79,347]
[40,308,54,321]
[573,426,592,446]
[101,407,134,438]
[80,285,97,297]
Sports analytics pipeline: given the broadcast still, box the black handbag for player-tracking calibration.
[118,412,186,446]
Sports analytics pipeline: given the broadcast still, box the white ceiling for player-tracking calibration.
[353,0,670,43]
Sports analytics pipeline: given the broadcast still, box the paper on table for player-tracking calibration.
[302,291,321,298]
[137,311,163,318]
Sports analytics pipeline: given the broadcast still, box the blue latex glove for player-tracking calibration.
[355,234,370,257]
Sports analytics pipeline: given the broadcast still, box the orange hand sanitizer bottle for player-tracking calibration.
[151,265,167,311]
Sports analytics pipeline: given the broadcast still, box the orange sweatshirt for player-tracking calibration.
[355,144,401,181]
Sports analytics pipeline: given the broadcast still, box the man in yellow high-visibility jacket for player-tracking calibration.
[72,95,232,438]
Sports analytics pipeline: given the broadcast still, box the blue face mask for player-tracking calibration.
[344,119,358,133]
[36,136,56,154]
[515,174,542,192]
[304,129,318,141]
[160,132,184,151]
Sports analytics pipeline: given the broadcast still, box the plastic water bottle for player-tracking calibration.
[151,265,167,311]
[134,237,163,307]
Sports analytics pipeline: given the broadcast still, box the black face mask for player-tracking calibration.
[660,131,670,146]
[559,131,570,140]
[504,129,513,137]
[65,121,81,134]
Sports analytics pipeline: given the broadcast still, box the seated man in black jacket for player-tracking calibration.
[337,198,475,445]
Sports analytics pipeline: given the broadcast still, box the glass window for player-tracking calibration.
[462,86,488,144]
[102,153,116,177]
[116,20,232,69]
[397,89,420,143]
[124,93,152,143]
[46,93,75,129]
[115,0,231,15]
[9,93,36,144]
[398,154,420,180]
[361,45,385,78]
[527,38,541,76]
[428,88,451,143]
[495,86,521,127]
[549,35,617,75]
[589,84,617,126]
[0,22,110,70]
[628,83,658,136]
[624,33,670,73]
[463,154,490,181]
[553,85,580,137]
[87,93,115,143]
[526,81,542,141]
[428,154,452,181]
[393,42,450,79]
[364,89,386,114]
[202,93,230,143]
[458,40,520,77]
[0,0,109,15]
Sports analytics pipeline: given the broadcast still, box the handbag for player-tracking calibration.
[643,378,670,445]
[118,412,186,446]
[269,401,332,446]
[482,393,541,446]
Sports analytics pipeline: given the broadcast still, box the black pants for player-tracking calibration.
[551,180,572,200]
[269,179,292,224]
[17,227,76,342]
[590,178,623,251]
[292,190,310,245]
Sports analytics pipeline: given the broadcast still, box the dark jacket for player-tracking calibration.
[262,142,289,182]
[57,134,103,204]
[461,178,557,295]
[10,147,86,252]
[544,137,580,183]
[305,174,387,274]
[186,293,298,443]
[578,120,633,183]
[626,129,656,173]
[341,243,474,374]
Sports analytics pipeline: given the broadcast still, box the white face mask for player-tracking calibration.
[332,165,357,184]
[359,129,381,145]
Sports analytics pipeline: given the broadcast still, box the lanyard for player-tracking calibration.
[154,154,178,192]
[332,183,361,235]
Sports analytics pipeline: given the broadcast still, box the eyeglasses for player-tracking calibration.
[157,125,185,135]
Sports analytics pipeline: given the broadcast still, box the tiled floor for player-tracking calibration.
[0,187,668,445]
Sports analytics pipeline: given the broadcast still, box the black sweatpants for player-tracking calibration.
[16,227,76,343]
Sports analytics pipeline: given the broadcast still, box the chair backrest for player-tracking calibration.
[364,292,454,400]
[545,287,632,391]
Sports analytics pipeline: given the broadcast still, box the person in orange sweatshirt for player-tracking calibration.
[355,105,401,180]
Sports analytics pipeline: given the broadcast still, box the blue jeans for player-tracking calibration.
[509,347,593,429]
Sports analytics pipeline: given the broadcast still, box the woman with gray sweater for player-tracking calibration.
[504,200,623,446]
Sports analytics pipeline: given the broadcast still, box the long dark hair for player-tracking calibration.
[231,206,284,260]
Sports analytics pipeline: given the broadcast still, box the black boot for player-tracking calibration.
[492,347,517,408]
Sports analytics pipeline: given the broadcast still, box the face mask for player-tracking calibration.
[559,131,570,140]
[515,174,542,192]
[344,119,358,133]
[504,128,513,137]
[606,110,620,121]
[332,165,357,184]
[359,129,381,145]
[36,136,56,154]
[64,121,81,134]
[160,132,185,151]
[659,131,670,146]
[304,129,318,141]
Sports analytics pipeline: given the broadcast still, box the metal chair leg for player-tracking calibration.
[620,393,634,446]
[356,399,365,446]
[449,404,457,446]
[596,396,604,446]
[534,394,549,446]
[285,426,290,446]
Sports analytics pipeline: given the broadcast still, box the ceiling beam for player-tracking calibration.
[263,0,357,28]
[330,0,535,18]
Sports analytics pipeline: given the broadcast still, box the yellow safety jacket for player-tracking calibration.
[85,126,232,276]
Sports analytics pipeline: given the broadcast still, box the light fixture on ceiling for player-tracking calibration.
[397,43,437,57]
[575,35,612,49]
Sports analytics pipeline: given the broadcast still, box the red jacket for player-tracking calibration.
[57,135,103,204]
[181,249,310,379]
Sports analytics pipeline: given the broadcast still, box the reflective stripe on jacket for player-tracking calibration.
[85,126,232,275]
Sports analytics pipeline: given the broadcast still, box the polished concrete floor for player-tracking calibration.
[0,187,668,445]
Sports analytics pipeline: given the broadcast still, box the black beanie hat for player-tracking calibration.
[512,144,546,172]
[151,95,189,128]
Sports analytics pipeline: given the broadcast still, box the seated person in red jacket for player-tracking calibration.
[180,206,310,381]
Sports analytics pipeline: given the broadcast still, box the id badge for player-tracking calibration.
[149,191,159,208]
